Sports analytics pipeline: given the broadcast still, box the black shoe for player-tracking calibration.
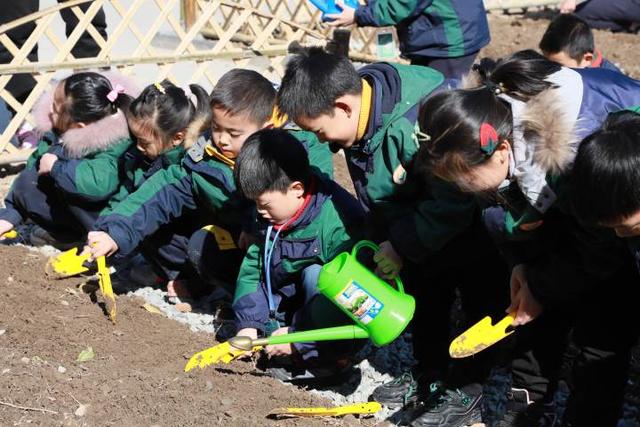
[410,383,483,427]
[263,356,356,384]
[370,371,420,408]
[497,388,533,427]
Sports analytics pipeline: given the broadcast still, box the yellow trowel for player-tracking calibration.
[45,247,91,278]
[1,230,18,239]
[449,313,516,358]
[184,341,263,372]
[269,402,381,418]
[96,255,116,324]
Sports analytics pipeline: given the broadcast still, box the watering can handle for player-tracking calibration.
[351,240,405,294]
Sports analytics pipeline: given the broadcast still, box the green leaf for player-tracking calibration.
[76,346,95,362]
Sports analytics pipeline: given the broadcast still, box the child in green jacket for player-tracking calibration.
[232,129,364,381]
[0,71,137,247]
[277,48,510,424]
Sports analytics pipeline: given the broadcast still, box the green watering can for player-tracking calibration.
[229,241,415,351]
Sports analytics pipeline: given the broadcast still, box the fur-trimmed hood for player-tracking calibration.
[463,67,583,213]
[32,70,140,159]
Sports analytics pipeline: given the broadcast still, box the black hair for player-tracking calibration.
[63,72,132,125]
[128,80,210,143]
[416,50,561,186]
[277,46,362,122]
[571,110,640,224]
[210,69,276,125]
[233,128,311,200]
[539,14,594,62]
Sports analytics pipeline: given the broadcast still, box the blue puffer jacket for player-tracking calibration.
[354,0,490,59]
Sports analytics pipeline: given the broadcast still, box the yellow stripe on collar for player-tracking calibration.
[205,144,235,169]
[356,78,373,142]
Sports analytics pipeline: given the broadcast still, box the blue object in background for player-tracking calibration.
[309,0,359,21]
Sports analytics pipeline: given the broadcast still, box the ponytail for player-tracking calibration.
[467,49,561,102]
[128,80,210,145]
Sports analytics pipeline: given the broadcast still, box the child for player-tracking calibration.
[103,80,210,216]
[87,69,332,306]
[277,47,511,426]
[416,50,640,425]
[539,13,622,73]
[570,109,640,427]
[0,71,137,248]
[326,0,490,79]
[231,128,364,381]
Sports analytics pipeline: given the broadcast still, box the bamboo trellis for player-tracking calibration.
[0,0,383,163]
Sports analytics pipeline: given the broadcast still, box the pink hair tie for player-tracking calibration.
[107,84,125,102]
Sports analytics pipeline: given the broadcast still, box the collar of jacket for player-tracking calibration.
[205,143,235,169]
[356,78,373,141]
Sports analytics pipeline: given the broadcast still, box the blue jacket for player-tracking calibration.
[354,0,490,59]
[233,174,364,332]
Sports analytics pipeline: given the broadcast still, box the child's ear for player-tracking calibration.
[71,122,87,129]
[581,52,594,67]
[335,101,353,118]
[496,140,510,163]
[172,131,185,146]
[290,181,305,198]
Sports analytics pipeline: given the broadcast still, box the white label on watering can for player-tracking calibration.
[335,280,384,325]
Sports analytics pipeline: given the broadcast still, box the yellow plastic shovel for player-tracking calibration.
[96,256,116,324]
[1,230,18,239]
[270,402,382,418]
[45,247,91,278]
[184,341,263,372]
[449,313,516,358]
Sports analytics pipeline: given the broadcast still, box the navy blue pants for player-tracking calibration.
[262,264,364,367]
[139,213,205,284]
[410,50,479,80]
[575,0,640,32]
[4,166,98,240]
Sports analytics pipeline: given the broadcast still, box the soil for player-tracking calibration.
[0,245,377,426]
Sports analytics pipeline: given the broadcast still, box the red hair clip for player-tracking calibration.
[479,122,499,155]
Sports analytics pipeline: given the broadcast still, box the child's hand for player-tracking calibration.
[0,219,15,239]
[38,153,58,175]
[374,241,403,279]
[265,327,293,357]
[507,264,543,326]
[559,0,577,13]
[84,231,119,260]
[326,0,356,26]
[233,328,258,359]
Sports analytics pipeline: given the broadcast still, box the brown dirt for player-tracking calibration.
[0,245,377,426]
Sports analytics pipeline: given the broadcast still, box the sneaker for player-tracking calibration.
[410,382,483,427]
[28,225,80,250]
[263,355,354,384]
[370,371,420,408]
[498,388,533,427]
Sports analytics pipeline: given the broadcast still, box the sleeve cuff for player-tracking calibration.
[235,320,266,333]
[0,208,24,226]
[388,217,427,263]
